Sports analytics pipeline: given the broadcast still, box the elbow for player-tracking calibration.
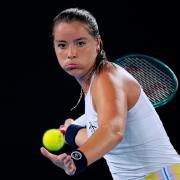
[109,121,124,143]
[114,129,124,143]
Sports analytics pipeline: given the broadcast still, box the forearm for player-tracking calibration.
[65,124,88,148]
[78,123,123,166]
[75,128,88,147]
[73,114,88,146]
[65,116,124,167]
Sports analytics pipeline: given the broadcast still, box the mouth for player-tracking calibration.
[65,63,78,70]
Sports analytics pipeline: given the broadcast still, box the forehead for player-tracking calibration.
[53,21,91,40]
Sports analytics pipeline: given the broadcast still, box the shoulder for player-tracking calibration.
[90,62,127,99]
[93,62,139,88]
[91,62,141,110]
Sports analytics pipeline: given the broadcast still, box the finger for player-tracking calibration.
[59,124,65,129]
[64,118,74,126]
[64,157,76,176]
[41,147,69,166]
[40,147,58,160]
[66,167,76,176]
[64,155,72,165]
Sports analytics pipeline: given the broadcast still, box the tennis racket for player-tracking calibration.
[113,54,178,108]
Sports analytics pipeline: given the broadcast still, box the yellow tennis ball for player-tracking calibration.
[42,129,65,151]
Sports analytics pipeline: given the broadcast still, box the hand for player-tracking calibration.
[40,147,76,176]
[59,118,74,132]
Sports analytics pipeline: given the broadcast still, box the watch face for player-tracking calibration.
[71,151,82,160]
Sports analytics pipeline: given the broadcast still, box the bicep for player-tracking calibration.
[92,73,128,133]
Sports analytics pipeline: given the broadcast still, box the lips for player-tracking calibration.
[65,63,78,70]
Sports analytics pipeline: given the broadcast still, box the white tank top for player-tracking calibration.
[84,76,180,180]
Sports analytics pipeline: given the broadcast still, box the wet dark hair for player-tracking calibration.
[52,8,109,74]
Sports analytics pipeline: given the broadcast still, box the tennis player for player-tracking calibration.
[40,8,180,179]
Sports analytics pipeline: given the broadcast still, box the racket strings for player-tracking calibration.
[116,57,177,106]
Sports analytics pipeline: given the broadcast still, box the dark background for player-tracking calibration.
[1,0,179,179]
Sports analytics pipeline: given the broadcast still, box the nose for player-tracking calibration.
[67,45,77,59]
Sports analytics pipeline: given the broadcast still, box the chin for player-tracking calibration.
[66,71,81,78]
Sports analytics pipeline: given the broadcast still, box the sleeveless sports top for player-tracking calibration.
[84,74,180,180]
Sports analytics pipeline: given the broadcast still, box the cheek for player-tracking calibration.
[85,44,97,56]
[54,47,65,58]
[88,47,98,62]
[54,49,65,67]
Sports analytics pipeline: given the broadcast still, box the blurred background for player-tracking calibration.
[1,0,179,179]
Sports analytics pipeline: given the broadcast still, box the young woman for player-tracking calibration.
[40,8,180,179]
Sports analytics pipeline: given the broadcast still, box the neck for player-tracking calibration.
[70,70,94,111]
[76,77,91,95]
[75,69,94,95]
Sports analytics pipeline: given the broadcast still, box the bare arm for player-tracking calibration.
[71,114,89,146]
[78,69,128,165]
[75,128,88,147]
[40,116,88,176]
[60,117,88,147]
[40,66,140,175]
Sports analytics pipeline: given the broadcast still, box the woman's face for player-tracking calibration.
[53,21,100,80]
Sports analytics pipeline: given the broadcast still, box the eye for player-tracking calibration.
[57,43,67,49]
[76,41,86,47]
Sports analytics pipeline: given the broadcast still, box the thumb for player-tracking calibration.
[40,147,57,160]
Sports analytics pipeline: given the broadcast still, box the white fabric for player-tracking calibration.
[73,114,86,127]
[84,77,180,180]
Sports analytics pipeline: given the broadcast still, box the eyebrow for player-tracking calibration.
[55,37,88,43]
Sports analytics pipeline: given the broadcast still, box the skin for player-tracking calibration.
[40,20,141,176]
[53,21,101,92]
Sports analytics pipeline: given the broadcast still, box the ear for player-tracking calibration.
[96,37,102,52]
